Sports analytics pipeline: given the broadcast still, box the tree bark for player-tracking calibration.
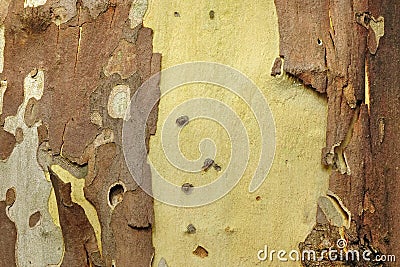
[275,0,399,265]
[0,0,159,266]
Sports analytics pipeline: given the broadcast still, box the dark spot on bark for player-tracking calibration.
[29,211,41,228]
[181,183,194,194]
[209,10,215,19]
[256,196,261,201]
[317,38,323,46]
[355,12,371,28]
[202,158,214,171]
[364,16,371,25]
[5,188,16,206]
[174,11,180,17]
[186,224,196,234]
[15,127,24,144]
[19,7,52,34]
[176,115,189,127]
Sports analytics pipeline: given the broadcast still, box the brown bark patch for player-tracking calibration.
[5,187,15,206]
[49,167,103,267]
[0,200,16,267]
[0,128,16,160]
[193,246,208,258]
[273,0,400,264]
[28,211,41,228]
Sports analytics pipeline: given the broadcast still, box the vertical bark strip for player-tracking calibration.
[367,0,400,258]
[0,199,17,266]
[275,0,398,265]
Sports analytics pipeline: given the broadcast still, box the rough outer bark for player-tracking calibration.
[275,0,367,161]
[275,0,398,266]
[0,0,160,266]
[366,0,400,259]
[49,168,103,267]
[0,189,17,267]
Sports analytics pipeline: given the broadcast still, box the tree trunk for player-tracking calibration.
[0,0,159,266]
[274,0,399,265]
[0,0,398,266]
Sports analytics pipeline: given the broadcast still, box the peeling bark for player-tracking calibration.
[275,0,398,266]
[0,0,159,265]
[367,0,400,259]
[275,0,368,158]
[50,167,103,267]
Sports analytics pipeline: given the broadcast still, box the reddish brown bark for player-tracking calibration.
[0,128,15,160]
[50,168,102,266]
[366,0,400,259]
[275,0,399,265]
[0,0,159,266]
[0,189,17,267]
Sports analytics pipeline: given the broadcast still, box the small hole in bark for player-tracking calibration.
[256,196,261,201]
[174,11,180,17]
[29,211,41,228]
[317,38,323,46]
[108,183,125,208]
[202,158,214,171]
[186,224,196,234]
[364,14,371,25]
[209,10,215,19]
[181,183,194,194]
[176,115,189,127]
[193,245,208,258]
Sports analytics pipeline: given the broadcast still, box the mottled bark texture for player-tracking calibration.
[367,0,400,259]
[0,188,17,266]
[275,0,398,266]
[0,0,160,266]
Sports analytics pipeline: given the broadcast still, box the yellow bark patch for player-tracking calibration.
[145,0,329,266]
